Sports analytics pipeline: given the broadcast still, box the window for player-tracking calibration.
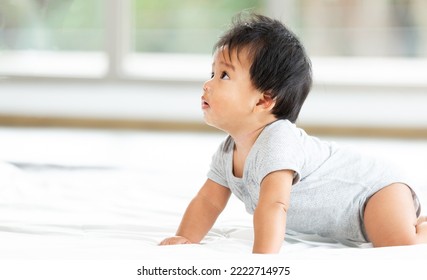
[0,0,425,83]
[133,0,263,54]
[294,0,427,57]
[124,0,264,80]
[0,0,104,51]
[0,0,106,77]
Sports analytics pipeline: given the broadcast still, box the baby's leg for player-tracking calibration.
[364,183,427,247]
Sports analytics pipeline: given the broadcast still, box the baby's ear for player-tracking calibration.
[256,92,276,111]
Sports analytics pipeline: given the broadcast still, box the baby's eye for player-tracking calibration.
[220,71,229,80]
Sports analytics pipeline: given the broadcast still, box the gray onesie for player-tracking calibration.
[207,119,421,246]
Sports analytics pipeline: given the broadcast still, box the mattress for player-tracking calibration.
[1,127,426,279]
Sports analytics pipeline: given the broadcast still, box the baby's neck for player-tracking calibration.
[231,118,276,154]
[232,127,263,154]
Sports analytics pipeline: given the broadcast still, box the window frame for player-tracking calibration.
[0,0,425,87]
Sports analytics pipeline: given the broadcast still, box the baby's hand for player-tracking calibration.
[159,236,192,246]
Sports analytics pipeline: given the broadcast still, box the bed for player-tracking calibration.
[1,127,426,278]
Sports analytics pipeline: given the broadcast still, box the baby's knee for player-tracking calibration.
[372,223,426,247]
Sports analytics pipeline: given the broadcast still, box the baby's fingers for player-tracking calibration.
[159,236,192,246]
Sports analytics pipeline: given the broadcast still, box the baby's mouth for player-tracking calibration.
[201,98,210,109]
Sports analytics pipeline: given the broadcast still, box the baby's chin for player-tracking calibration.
[203,118,225,133]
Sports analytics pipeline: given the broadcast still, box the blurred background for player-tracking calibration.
[0,0,426,137]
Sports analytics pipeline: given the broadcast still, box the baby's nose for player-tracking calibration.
[202,81,210,93]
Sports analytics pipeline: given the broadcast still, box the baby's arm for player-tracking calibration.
[160,179,231,245]
[252,170,294,254]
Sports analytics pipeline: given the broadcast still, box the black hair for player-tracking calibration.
[214,13,312,123]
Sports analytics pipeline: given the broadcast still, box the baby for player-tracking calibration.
[160,13,426,253]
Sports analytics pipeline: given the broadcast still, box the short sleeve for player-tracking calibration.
[206,138,230,188]
[253,121,305,186]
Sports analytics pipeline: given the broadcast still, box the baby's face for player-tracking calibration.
[201,46,263,133]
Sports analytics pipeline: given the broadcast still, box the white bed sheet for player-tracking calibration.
[1,127,427,262]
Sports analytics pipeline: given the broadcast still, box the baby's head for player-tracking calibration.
[214,13,312,123]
